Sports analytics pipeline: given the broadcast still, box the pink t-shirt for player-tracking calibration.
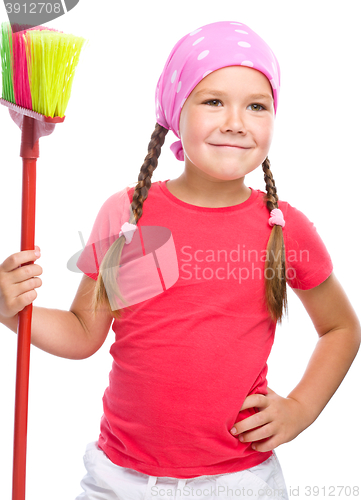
[76,179,333,478]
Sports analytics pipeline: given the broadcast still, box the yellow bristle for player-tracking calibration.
[25,29,86,118]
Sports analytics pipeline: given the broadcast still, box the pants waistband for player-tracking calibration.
[145,475,187,500]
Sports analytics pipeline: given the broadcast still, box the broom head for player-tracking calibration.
[0,22,87,119]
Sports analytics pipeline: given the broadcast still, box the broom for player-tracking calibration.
[0,21,87,500]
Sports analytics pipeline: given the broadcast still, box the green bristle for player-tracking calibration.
[0,22,15,103]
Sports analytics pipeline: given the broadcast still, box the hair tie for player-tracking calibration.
[170,140,184,161]
[268,208,285,228]
[119,222,137,244]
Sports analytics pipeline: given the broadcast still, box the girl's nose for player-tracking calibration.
[220,108,247,133]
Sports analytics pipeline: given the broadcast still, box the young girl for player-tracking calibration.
[0,20,360,500]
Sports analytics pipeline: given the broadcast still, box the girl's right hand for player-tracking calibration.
[0,246,43,318]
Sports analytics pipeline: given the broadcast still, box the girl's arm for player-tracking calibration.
[231,271,361,451]
[0,249,113,360]
[37,275,113,360]
[287,271,361,426]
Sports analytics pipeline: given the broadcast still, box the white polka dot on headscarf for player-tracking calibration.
[155,21,281,161]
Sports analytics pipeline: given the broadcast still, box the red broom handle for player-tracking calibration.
[12,116,39,500]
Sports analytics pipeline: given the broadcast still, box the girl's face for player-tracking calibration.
[179,66,275,182]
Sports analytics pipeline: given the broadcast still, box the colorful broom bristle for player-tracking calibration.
[0,22,15,104]
[13,29,32,110]
[0,22,86,118]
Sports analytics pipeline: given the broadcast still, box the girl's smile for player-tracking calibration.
[209,144,251,150]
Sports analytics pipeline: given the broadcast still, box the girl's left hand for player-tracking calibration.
[230,387,310,452]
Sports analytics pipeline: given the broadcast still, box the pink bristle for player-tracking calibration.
[12,31,32,109]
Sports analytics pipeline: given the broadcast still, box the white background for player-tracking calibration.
[0,1,360,498]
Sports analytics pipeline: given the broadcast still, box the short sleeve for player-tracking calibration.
[76,187,133,280]
[283,203,333,290]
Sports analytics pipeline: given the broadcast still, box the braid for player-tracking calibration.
[130,123,169,224]
[92,123,169,319]
[262,156,279,211]
[262,156,288,324]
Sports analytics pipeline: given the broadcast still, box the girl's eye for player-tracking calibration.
[248,103,265,111]
[204,99,222,107]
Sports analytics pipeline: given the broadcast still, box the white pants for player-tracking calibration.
[75,442,289,500]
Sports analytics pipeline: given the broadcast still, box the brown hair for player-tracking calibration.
[92,123,288,324]
[262,156,288,323]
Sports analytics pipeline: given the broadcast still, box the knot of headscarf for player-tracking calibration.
[155,21,281,161]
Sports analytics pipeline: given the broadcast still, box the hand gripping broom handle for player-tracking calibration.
[13,114,39,500]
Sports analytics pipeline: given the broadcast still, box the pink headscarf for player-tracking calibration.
[155,21,281,161]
